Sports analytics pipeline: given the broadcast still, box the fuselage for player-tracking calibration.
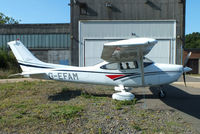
[27,61,183,87]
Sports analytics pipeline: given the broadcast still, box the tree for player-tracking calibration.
[0,12,19,24]
[185,32,200,49]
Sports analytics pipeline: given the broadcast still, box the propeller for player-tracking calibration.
[182,52,192,87]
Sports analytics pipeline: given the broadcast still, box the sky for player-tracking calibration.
[0,0,70,23]
[186,0,199,34]
[0,0,198,35]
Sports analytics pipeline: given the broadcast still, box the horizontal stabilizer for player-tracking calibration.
[8,73,23,78]
[9,71,49,79]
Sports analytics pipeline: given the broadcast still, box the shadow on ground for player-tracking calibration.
[48,89,112,101]
[48,89,82,101]
[48,84,200,119]
[149,85,200,119]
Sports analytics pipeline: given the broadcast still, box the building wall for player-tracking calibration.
[70,0,185,66]
[0,24,71,65]
[0,34,70,49]
[31,50,71,65]
[183,50,200,74]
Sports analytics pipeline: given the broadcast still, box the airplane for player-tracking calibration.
[7,38,192,100]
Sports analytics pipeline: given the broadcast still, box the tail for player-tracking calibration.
[7,40,47,72]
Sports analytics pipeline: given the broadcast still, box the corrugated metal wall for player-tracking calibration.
[79,20,176,39]
[0,34,70,49]
[0,24,71,65]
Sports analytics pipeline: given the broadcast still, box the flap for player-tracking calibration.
[101,38,157,62]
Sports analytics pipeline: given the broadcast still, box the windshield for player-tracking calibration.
[100,63,118,70]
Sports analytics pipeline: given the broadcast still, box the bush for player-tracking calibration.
[0,49,20,71]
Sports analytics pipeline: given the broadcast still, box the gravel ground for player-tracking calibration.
[0,77,199,133]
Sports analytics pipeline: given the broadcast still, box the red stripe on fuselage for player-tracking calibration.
[106,75,125,80]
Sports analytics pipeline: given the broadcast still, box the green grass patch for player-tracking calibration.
[132,124,142,131]
[188,74,200,77]
[113,99,137,110]
[81,92,94,99]
[0,81,85,132]
[81,91,107,101]
[51,105,83,119]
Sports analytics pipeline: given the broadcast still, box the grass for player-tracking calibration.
[132,124,142,131]
[0,69,22,79]
[0,81,84,133]
[51,105,83,119]
[113,99,137,110]
[0,81,195,133]
[188,74,200,77]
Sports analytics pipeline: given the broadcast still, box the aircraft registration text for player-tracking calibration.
[48,72,79,81]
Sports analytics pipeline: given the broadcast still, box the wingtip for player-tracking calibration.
[7,40,21,46]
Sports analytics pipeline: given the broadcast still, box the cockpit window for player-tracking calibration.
[100,61,138,70]
[100,58,152,70]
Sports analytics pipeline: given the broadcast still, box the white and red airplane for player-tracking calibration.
[8,38,192,100]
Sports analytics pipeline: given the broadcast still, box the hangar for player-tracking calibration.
[70,0,186,66]
[0,0,186,67]
[0,24,71,65]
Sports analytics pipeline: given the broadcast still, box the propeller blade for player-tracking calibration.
[182,52,192,87]
[184,52,192,67]
[183,72,186,87]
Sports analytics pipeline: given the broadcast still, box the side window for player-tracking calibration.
[120,61,138,70]
[100,61,139,70]
[100,63,118,70]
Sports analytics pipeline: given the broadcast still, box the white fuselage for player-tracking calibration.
[27,61,183,87]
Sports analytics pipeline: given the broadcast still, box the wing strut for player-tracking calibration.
[138,49,145,86]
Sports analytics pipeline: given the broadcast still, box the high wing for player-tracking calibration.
[101,37,158,87]
[101,38,157,62]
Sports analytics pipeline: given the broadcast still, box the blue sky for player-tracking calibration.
[0,0,198,34]
[186,0,199,34]
[0,0,70,23]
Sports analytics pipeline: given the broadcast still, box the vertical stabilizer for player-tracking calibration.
[7,40,44,72]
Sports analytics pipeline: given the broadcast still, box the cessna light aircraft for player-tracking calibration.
[8,38,192,100]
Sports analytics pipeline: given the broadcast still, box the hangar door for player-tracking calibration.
[84,39,118,66]
[79,20,176,66]
[146,40,171,64]
[84,39,172,66]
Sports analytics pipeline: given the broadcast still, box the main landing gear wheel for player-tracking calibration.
[113,85,135,101]
[158,90,166,98]
[112,92,135,101]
